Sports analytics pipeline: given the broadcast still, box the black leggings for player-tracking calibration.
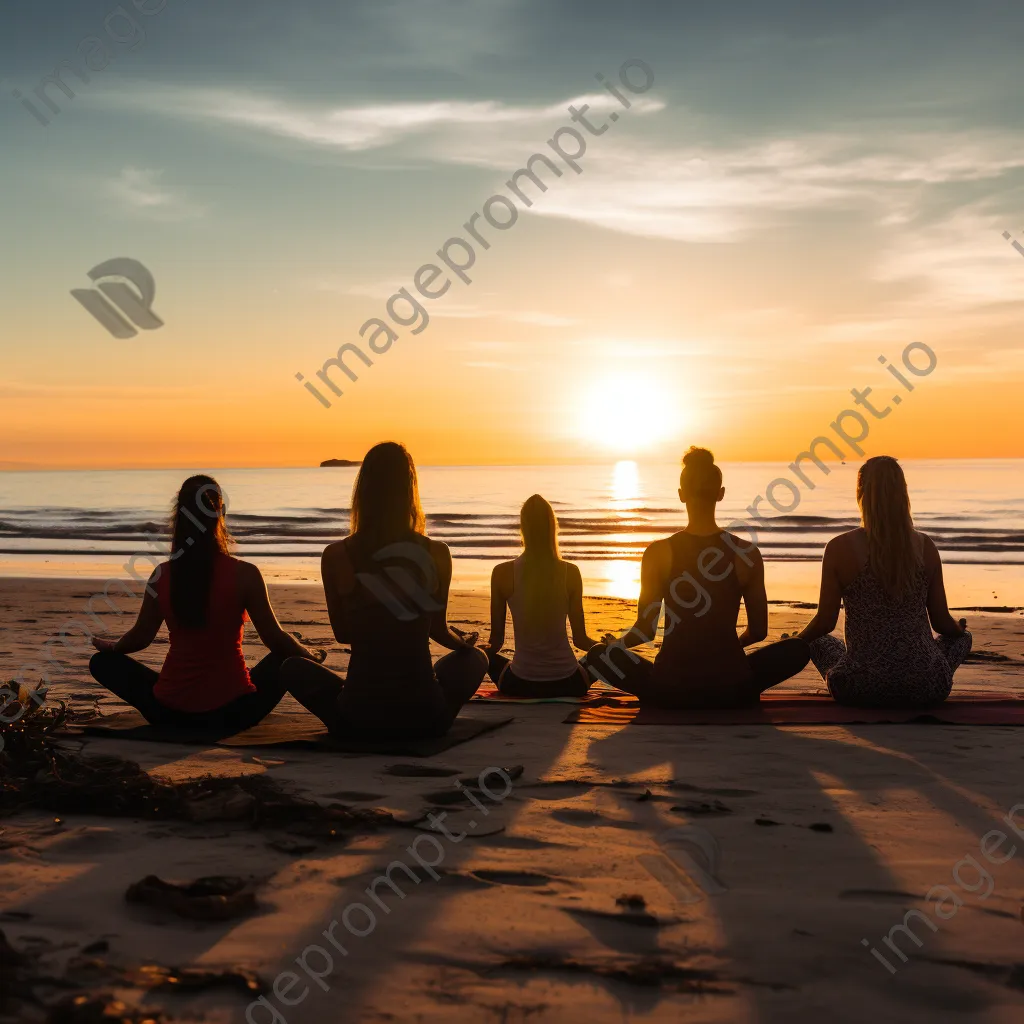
[580,637,811,709]
[89,650,288,733]
[281,646,488,738]
[486,651,592,698]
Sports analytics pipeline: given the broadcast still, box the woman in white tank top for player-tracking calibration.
[484,494,599,697]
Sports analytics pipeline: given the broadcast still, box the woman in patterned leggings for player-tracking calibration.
[798,456,971,708]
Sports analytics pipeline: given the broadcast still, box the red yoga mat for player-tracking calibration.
[563,692,1024,726]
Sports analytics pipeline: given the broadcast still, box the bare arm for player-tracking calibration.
[566,562,599,651]
[736,547,768,647]
[322,543,354,644]
[240,562,317,660]
[427,541,478,651]
[924,536,966,636]
[485,562,510,653]
[92,572,164,653]
[798,539,844,642]
[602,543,666,649]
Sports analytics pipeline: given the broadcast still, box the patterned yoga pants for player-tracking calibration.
[808,631,973,708]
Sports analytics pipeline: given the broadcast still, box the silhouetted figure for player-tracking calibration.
[282,442,487,737]
[799,455,971,707]
[484,494,599,697]
[582,447,810,707]
[90,476,318,733]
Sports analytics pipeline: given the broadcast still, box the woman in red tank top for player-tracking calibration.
[90,476,320,734]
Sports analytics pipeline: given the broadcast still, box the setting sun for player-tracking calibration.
[577,372,682,454]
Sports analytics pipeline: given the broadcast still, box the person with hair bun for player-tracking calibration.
[89,475,319,733]
[582,448,810,707]
[798,456,971,707]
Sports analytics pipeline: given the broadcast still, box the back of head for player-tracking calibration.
[169,475,230,628]
[856,455,919,598]
[679,446,723,503]
[520,493,559,562]
[350,441,425,552]
[519,494,561,627]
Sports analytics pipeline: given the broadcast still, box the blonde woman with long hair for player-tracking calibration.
[484,494,599,697]
[799,456,971,706]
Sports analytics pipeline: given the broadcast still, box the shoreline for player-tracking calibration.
[0,572,1020,615]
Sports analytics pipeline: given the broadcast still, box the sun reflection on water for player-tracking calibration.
[605,558,642,600]
[611,460,641,508]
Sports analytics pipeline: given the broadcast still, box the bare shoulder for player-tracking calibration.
[322,539,349,563]
[231,557,261,583]
[720,529,760,558]
[426,535,449,555]
[561,559,584,589]
[916,530,940,562]
[491,559,514,591]
[644,536,673,564]
[825,528,863,558]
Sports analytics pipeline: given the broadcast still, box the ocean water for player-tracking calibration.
[0,460,1021,606]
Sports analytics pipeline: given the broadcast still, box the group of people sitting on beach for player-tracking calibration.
[89,441,973,739]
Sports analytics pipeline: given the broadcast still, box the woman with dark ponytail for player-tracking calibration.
[90,475,319,732]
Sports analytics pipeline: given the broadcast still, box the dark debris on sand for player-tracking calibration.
[496,954,734,995]
[0,733,391,841]
[1,927,267,1024]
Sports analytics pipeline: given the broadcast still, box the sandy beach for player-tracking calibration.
[1,577,1023,1023]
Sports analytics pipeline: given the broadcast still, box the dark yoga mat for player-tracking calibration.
[470,681,632,705]
[79,710,514,756]
[563,692,1024,727]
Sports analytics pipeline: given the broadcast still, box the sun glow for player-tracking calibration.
[577,372,681,454]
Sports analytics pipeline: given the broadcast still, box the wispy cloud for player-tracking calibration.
[95,84,664,153]
[510,131,1024,242]
[105,166,204,220]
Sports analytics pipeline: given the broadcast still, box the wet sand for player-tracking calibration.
[2,577,1024,1023]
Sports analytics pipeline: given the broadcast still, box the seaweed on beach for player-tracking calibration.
[0,711,391,839]
[1,926,266,1023]
[0,685,70,767]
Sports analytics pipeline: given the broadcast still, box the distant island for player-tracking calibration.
[320,458,361,467]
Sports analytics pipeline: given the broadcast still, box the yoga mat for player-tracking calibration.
[470,682,631,706]
[564,693,1024,727]
[79,710,514,755]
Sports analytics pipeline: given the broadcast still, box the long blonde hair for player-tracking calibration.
[519,494,562,625]
[856,456,921,598]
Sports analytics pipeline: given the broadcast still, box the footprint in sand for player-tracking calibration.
[434,870,499,891]
[672,783,760,798]
[382,764,460,777]
[477,835,573,850]
[839,888,921,902]
[327,791,387,802]
[550,808,642,830]
[517,781,594,801]
[471,869,553,887]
